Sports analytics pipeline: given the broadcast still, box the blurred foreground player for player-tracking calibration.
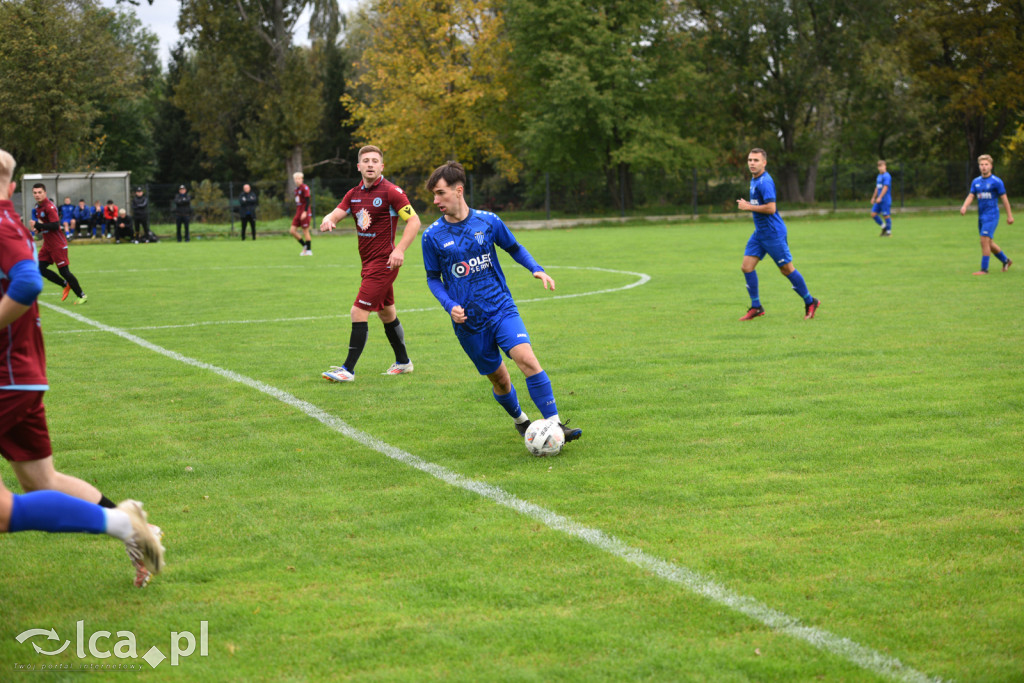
[0,149,163,586]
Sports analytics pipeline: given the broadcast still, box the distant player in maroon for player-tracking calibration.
[290,171,313,256]
[30,184,86,304]
[319,145,422,382]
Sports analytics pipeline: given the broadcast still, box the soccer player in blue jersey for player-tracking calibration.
[960,154,1014,275]
[736,148,820,321]
[422,161,582,446]
[870,160,892,236]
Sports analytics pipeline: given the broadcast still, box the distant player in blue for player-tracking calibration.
[870,160,892,237]
[960,154,1014,275]
[422,161,581,447]
[737,148,820,320]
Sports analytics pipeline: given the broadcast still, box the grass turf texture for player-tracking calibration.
[0,212,1020,681]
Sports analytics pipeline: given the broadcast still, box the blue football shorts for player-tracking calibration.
[978,215,999,237]
[457,313,532,375]
[745,232,793,267]
[872,200,891,216]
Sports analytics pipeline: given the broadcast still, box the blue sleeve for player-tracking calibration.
[421,231,439,273]
[507,243,543,274]
[426,271,458,313]
[996,178,1007,196]
[6,259,43,306]
[761,177,777,203]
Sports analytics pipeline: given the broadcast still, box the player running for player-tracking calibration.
[421,160,582,445]
[960,154,1014,275]
[736,148,820,321]
[290,172,313,256]
[319,146,420,382]
[0,150,163,586]
[30,183,87,304]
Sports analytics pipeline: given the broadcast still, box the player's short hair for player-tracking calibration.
[292,172,304,180]
[0,149,16,187]
[977,154,993,164]
[427,161,467,191]
[358,145,383,160]
[749,148,767,161]
[877,159,887,166]
[33,182,46,191]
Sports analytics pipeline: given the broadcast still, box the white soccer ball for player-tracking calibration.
[524,418,565,457]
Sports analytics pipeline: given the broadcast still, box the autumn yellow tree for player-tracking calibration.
[342,0,520,180]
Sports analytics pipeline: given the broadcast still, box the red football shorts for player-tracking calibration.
[353,261,400,312]
[0,390,53,462]
[37,245,69,268]
[292,206,310,228]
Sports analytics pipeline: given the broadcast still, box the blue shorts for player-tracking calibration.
[979,216,999,237]
[457,314,532,375]
[745,232,792,267]
[872,201,891,215]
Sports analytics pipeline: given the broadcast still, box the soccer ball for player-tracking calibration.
[524,418,565,457]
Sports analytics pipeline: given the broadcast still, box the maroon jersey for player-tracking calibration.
[0,199,48,390]
[294,183,311,213]
[338,176,412,264]
[35,198,68,258]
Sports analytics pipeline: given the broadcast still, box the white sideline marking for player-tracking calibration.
[38,297,942,683]
[46,266,651,335]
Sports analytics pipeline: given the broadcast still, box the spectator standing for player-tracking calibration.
[173,185,192,242]
[131,186,150,242]
[239,183,258,240]
[72,199,91,238]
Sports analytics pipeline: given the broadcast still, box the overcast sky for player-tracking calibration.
[102,0,361,67]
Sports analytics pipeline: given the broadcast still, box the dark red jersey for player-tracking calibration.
[338,176,412,264]
[294,183,310,212]
[35,198,68,257]
[0,199,48,390]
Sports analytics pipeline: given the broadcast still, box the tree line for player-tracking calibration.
[2,0,1021,209]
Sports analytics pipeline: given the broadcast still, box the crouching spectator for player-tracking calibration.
[114,208,133,244]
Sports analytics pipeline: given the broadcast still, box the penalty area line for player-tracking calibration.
[40,301,942,683]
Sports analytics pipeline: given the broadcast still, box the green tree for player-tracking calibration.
[687,0,892,202]
[898,0,1024,177]
[506,0,708,210]
[342,0,520,180]
[0,0,147,172]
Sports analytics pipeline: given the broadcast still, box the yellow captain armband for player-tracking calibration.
[397,204,417,221]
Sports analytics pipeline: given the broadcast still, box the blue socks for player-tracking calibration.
[786,270,814,304]
[884,218,891,231]
[493,385,522,418]
[873,215,883,226]
[743,271,760,308]
[994,251,1009,264]
[525,371,557,420]
[981,256,990,271]
[9,491,106,534]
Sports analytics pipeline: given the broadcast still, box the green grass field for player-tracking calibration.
[1,212,1021,681]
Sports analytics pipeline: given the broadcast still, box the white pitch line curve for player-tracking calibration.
[37,285,941,683]
[45,266,651,335]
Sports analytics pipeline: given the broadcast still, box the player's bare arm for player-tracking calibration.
[387,207,422,270]
[534,271,555,291]
[1001,194,1014,224]
[960,194,974,215]
[0,296,31,329]
[320,207,348,232]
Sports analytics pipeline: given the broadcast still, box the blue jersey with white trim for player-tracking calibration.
[422,209,521,333]
[749,171,787,239]
[970,175,1006,220]
[875,172,892,200]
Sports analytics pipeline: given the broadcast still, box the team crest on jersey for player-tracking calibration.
[356,208,371,229]
[474,231,485,245]
[373,197,383,207]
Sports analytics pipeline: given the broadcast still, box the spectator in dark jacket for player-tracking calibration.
[114,208,134,244]
[59,197,75,237]
[239,183,258,240]
[173,185,192,242]
[131,186,150,241]
[89,200,105,238]
[72,199,92,238]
